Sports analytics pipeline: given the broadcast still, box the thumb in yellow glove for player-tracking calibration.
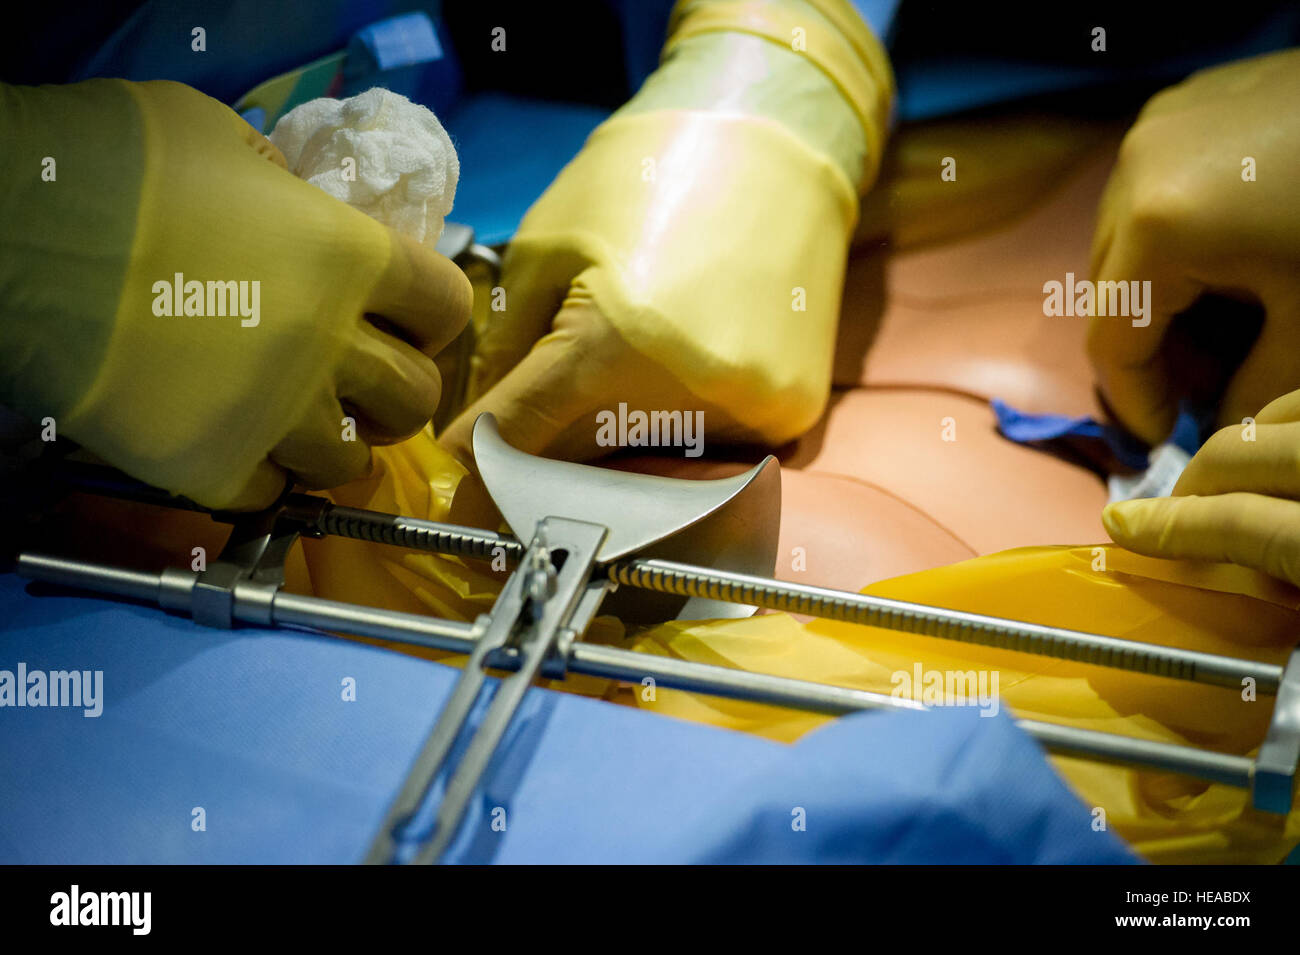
[0,79,471,509]
[1103,389,1300,587]
[440,0,893,466]
[1086,48,1300,445]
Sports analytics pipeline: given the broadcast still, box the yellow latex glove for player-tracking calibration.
[1086,48,1300,445]
[440,0,893,465]
[0,79,471,509]
[1104,389,1300,587]
[856,111,1123,251]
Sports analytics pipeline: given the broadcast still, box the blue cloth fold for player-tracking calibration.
[992,397,1205,475]
[0,574,1134,864]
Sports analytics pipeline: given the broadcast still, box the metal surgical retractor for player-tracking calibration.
[14,414,1300,863]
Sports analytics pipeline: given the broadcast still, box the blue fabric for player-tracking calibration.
[0,573,1133,864]
[237,105,265,131]
[992,397,1205,473]
[62,1,899,110]
[891,8,1300,122]
[442,93,608,246]
[51,0,1299,245]
[853,0,903,42]
[992,397,1150,472]
[349,11,442,73]
[229,11,458,136]
[342,10,461,116]
[1167,407,1204,457]
[67,1,1295,125]
[639,705,1135,864]
[71,0,418,103]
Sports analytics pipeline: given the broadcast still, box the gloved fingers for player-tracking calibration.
[1172,419,1300,499]
[1085,226,1204,445]
[439,326,603,469]
[210,458,292,512]
[337,321,443,444]
[366,231,473,357]
[1216,297,1300,432]
[1255,389,1300,425]
[142,79,291,171]
[269,397,374,490]
[179,79,291,169]
[468,252,587,399]
[1087,147,1131,280]
[1103,492,1300,588]
[234,116,290,170]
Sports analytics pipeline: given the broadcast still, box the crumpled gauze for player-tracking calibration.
[269,87,458,246]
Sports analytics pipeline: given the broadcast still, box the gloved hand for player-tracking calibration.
[0,79,471,509]
[1086,48,1300,445]
[856,111,1122,251]
[1103,389,1300,587]
[439,0,893,465]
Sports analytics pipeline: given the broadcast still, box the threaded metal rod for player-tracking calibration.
[608,559,1283,694]
[303,505,1283,694]
[319,506,523,563]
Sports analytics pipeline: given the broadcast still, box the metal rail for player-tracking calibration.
[311,504,1283,694]
[15,551,1260,792]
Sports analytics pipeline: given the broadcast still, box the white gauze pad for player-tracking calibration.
[270,87,459,246]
